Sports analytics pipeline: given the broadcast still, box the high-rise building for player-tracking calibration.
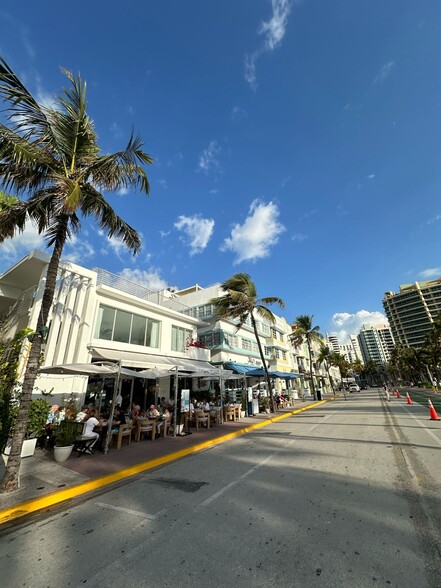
[357,324,395,365]
[383,279,441,348]
[349,335,364,362]
[326,334,340,354]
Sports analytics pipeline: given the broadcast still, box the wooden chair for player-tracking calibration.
[194,410,210,430]
[161,416,172,437]
[224,406,236,421]
[111,423,132,449]
[210,408,221,427]
[135,418,156,442]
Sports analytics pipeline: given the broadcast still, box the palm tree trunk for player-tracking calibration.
[251,317,275,413]
[325,361,335,395]
[307,338,316,400]
[1,233,66,493]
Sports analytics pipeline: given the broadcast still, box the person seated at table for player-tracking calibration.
[76,406,89,422]
[82,408,102,453]
[147,404,163,435]
[129,403,141,420]
[204,401,210,411]
[111,406,127,433]
[159,396,167,409]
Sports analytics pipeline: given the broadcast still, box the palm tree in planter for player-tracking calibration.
[0,58,153,492]
[290,315,322,400]
[317,344,335,395]
[210,273,285,413]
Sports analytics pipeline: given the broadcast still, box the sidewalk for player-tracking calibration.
[0,398,324,524]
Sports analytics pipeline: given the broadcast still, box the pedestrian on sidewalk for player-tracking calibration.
[342,387,347,401]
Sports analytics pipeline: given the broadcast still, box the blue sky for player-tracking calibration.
[1,0,441,342]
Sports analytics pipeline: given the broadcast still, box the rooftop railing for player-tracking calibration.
[94,268,197,317]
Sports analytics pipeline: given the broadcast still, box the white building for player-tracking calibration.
[0,250,217,408]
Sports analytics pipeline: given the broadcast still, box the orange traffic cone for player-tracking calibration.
[428,399,440,421]
[406,393,413,405]
[396,390,401,399]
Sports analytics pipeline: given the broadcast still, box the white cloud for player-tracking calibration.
[260,0,292,51]
[63,236,95,264]
[0,221,45,267]
[119,267,171,292]
[157,179,167,189]
[244,0,292,88]
[244,53,258,90]
[419,268,441,279]
[221,200,285,264]
[367,174,375,180]
[292,232,307,242]
[198,141,221,175]
[174,215,215,255]
[373,61,395,84]
[329,310,388,344]
[427,214,441,225]
[117,187,129,196]
[232,105,247,121]
[100,232,140,261]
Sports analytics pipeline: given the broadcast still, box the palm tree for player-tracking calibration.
[0,58,153,492]
[290,315,322,400]
[317,344,335,395]
[210,273,285,413]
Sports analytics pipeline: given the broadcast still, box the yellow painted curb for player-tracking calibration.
[0,399,329,526]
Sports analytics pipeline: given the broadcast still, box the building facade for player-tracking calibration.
[0,250,214,406]
[357,324,395,366]
[383,279,441,348]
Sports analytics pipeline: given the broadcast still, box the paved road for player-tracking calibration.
[1,390,440,587]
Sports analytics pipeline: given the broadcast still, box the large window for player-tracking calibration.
[172,326,193,352]
[199,331,222,348]
[95,305,160,348]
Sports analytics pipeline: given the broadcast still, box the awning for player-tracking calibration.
[243,367,300,379]
[39,362,140,378]
[224,362,261,374]
[90,347,219,373]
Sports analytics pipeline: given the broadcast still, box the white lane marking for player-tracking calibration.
[200,452,278,507]
[400,406,441,447]
[307,410,339,432]
[202,409,340,507]
[95,502,166,520]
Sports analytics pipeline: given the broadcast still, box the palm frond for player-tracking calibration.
[259,296,285,309]
[0,56,52,143]
[255,305,276,323]
[80,184,141,254]
[0,201,30,241]
[87,133,153,194]
[0,124,56,193]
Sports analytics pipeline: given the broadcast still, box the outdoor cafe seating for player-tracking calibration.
[111,422,132,449]
[194,409,210,430]
[135,418,156,442]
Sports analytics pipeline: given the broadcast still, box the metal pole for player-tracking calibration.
[103,360,122,455]
[173,365,178,437]
[219,367,224,423]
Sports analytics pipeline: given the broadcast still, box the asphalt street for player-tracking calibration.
[1,390,440,587]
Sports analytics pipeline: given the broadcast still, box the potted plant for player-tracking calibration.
[4,398,51,458]
[260,396,271,414]
[53,419,79,462]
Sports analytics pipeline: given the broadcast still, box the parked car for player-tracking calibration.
[349,384,360,393]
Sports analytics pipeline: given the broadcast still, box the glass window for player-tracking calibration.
[171,326,192,352]
[114,310,131,343]
[95,306,115,340]
[131,315,146,345]
[146,319,160,348]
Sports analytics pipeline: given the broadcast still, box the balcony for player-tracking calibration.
[95,268,197,317]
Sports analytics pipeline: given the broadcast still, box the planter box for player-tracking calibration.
[4,438,37,458]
